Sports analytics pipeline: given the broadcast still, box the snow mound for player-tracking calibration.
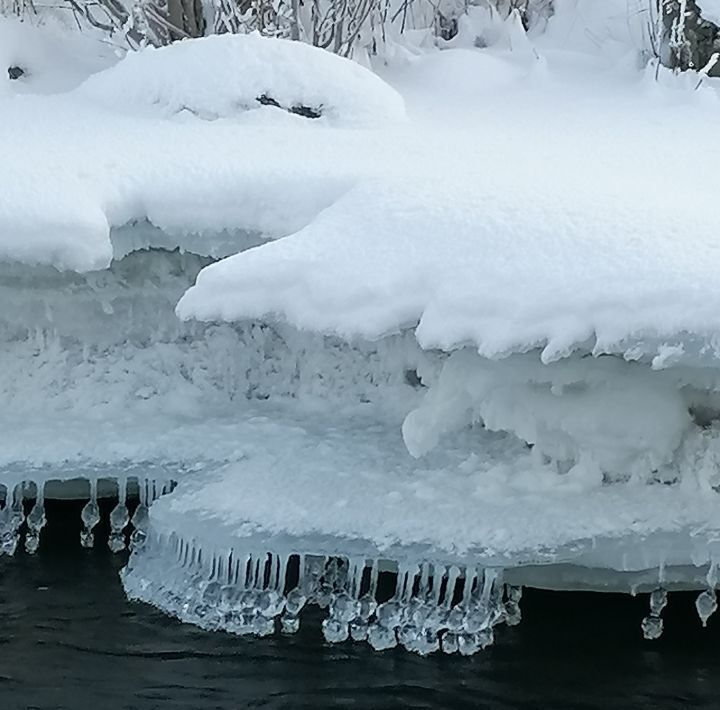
[76,34,406,126]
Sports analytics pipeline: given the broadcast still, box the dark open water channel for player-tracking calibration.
[1,500,719,709]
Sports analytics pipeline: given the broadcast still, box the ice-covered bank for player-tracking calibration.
[4,7,720,655]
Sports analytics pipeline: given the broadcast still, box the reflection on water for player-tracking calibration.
[0,499,719,709]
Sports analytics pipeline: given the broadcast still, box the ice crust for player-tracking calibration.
[144,402,720,568]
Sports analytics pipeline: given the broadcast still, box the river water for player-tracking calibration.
[0,500,719,709]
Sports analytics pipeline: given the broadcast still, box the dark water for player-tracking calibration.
[1,501,719,710]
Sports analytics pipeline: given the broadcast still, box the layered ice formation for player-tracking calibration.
[4,8,720,655]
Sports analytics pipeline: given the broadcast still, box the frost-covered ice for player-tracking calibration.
[0,249,426,477]
[142,402,720,568]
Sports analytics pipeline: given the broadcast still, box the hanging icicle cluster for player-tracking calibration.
[0,477,173,556]
[122,530,528,656]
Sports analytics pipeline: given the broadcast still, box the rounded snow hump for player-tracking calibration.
[76,33,406,128]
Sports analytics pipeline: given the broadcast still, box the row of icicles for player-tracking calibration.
[127,534,720,653]
[1,478,717,649]
[0,478,173,556]
[124,537,525,656]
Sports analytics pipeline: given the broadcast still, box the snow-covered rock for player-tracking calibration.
[76,33,406,126]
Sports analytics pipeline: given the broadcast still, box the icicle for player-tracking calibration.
[695,588,716,627]
[108,477,129,553]
[1,483,26,556]
[642,587,667,640]
[442,628,459,654]
[444,566,460,608]
[440,566,462,655]
[356,560,378,626]
[650,587,667,616]
[695,561,718,627]
[280,554,306,634]
[315,556,334,609]
[256,554,285,628]
[323,557,366,644]
[130,478,149,550]
[367,562,409,651]
[462,568,477,607]
[25,481,46,555]
[504,584,523,626]
[80,479,100,548]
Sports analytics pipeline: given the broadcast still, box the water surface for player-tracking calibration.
[0,500,718,709]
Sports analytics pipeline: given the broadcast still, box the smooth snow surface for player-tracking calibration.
[77,33,406,126]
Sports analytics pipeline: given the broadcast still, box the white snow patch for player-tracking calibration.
[0,16,117,95]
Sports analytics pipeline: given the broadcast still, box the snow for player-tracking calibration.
[177,170,720,361]
[172,33,720,362]
[402,350,701,477]
[0,16,116,95]
[0,31,400,272]
[76,33,406,126]
[700,1,720,25]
